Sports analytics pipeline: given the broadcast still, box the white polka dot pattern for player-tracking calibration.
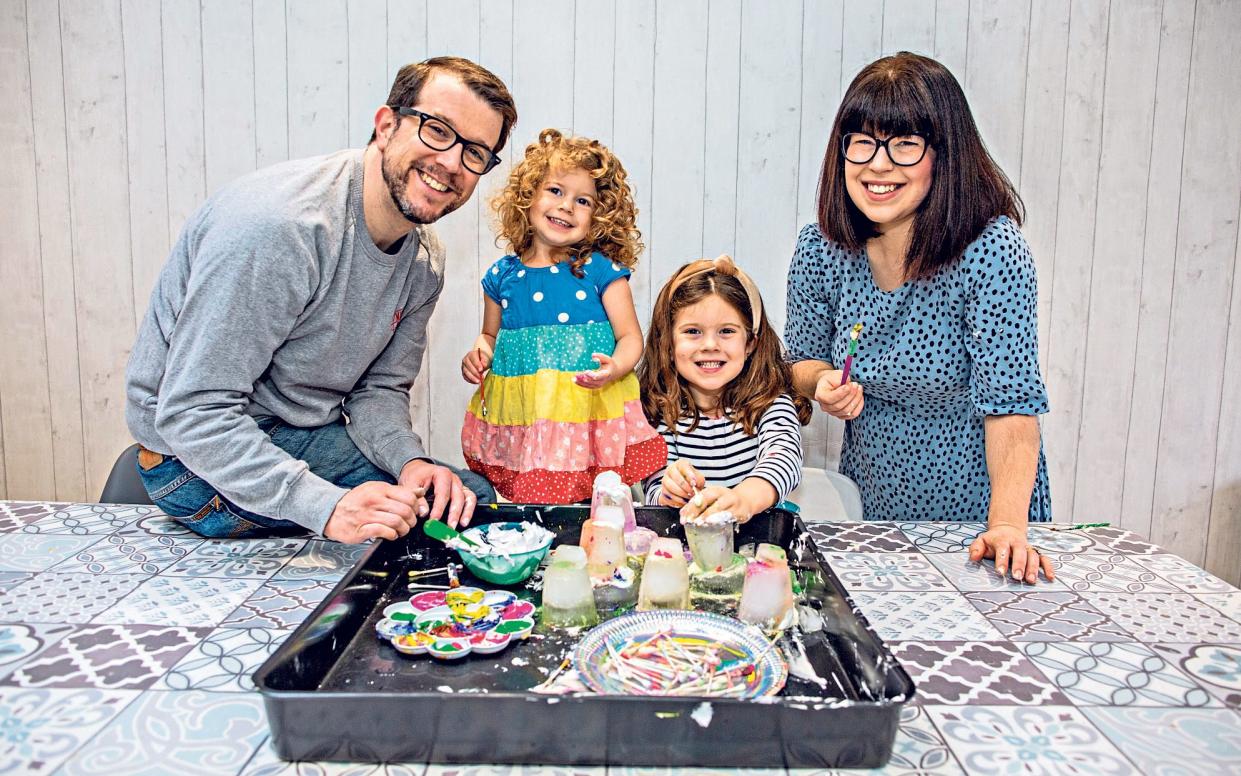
[469,251,656,503]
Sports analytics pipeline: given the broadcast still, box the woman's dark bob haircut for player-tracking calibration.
[817,52,1024,280]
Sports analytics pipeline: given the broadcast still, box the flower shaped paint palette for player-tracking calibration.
[374,586,536,660]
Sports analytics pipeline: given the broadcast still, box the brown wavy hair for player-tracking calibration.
[638,260,812,435]
[492,128,642,277]
[369,56,517,152]
[817,52,1023,279]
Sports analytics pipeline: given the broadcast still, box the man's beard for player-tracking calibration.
[382,152,460,225]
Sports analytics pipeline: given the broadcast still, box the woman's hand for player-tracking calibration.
[574,352,617,389]
[461,347,491,384]
[968,524,1054,584]
[975,416,1048,583]
[680,485,756,524]
[659,459,705,507]
[813,369,864,420]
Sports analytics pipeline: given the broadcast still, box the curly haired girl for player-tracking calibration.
[460,129,666,503]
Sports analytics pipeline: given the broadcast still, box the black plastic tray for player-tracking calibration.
[254,505,914,768]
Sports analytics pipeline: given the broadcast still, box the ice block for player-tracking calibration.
[682,510,737,573]
[541,545,599,628]
[591,470,637,533]
[581,517,626,580]
[737,543,794,629]
[636,537,690,611]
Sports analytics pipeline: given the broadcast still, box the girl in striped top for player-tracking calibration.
[637,256,813,523]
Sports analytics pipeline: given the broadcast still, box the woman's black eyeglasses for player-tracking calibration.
[841,133,929,167]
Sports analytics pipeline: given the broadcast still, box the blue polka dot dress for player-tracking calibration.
[461,252,666,503]
[784,217,1051,522]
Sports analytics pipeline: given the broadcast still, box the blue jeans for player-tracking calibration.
[137,417,496,538]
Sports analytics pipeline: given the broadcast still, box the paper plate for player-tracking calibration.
[573,610,787,699]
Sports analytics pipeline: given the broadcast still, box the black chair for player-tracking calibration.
[98,443,154,505]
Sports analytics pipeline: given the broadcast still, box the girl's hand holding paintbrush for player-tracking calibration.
[460,341,493,384]
[461,341,493,419]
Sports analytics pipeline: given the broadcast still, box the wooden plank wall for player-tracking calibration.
[1,0,1238,584]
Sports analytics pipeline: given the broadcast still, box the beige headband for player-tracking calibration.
[666,254,763,336]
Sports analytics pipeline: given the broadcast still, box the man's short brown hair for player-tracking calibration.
[370,56,517,152]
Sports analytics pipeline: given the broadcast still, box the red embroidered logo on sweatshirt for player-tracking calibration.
[391,309,403,330]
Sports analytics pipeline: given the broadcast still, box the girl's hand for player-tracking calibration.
[574,352,617,389]
[659,459,705,507]
[813,369,864,420]
[968,524,1055,584]
[680,485,754,524]
[461,348,492,384]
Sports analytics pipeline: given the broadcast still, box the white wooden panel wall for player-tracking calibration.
[2,0,1239,584]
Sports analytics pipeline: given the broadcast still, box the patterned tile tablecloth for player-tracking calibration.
[2,501,1240,775]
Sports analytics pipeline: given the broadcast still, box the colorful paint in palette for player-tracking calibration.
[376,586,536,660]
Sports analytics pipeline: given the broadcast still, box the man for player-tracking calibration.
[125,57,516,544]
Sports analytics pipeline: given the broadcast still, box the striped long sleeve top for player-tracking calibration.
[643,394,804,506]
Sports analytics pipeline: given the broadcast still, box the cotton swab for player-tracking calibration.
[406,563,462,580]
[596,632,767,696]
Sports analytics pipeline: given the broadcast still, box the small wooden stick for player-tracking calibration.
[477,349,488,417]
[531,657,571,692]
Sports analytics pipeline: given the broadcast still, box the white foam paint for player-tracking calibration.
[690,702,714,728]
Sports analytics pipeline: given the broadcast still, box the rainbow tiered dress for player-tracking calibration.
[461,252,667,503]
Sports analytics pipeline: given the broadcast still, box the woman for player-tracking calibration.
[786,52,1054,583]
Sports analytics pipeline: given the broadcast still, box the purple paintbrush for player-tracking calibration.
[840,322,863,384]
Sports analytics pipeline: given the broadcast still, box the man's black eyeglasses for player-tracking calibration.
[395,107,501,175]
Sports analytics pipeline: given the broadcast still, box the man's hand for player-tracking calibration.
[813,369,864,420]
[400,459,475,529]
[324,481,423,543]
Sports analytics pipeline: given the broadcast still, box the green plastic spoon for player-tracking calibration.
[422,519,481,548]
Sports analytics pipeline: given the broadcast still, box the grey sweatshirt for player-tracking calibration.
[125,149,444,534]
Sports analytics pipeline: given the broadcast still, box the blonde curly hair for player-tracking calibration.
[491,128,642,277]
